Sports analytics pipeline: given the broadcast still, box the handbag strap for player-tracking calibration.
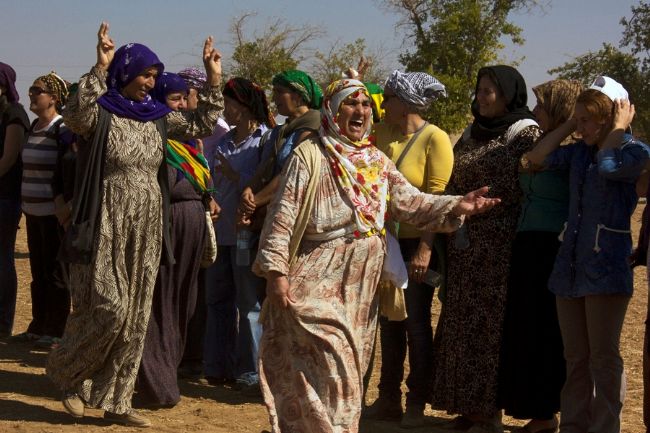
[395,121,429,170]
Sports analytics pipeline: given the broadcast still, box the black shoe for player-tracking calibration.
[362,396,402,421]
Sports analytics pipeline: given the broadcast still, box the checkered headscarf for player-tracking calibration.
[384,70,446,108]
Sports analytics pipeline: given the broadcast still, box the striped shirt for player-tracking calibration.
[21,115,72,216]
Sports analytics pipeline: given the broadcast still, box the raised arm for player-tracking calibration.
[167,36,224,139]
[600,99,634,152]
[597,99,650,180]
[63,22,115,137]
[524,119,576,168]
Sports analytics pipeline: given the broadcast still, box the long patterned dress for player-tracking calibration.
[430,125,540,417]
[254,142,464,433]
[46,66,222,415]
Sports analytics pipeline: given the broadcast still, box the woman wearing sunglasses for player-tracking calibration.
[11,71,74,349]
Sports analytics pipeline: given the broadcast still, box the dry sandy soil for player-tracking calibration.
[1,207,648,433]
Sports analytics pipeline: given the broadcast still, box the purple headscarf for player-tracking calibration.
[177,67,207,90]
[0,62,20,102]
[151,72,189,106]
[97,43,171,121]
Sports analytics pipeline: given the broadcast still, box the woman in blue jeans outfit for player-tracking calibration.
[0,62,29,337]
[525,76,650,433]
[204,78,274,389]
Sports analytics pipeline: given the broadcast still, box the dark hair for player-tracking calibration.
[223,78,275,127]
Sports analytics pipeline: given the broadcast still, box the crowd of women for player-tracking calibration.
[1,21,650,433]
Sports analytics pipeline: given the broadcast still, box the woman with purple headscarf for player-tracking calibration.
[135,72,220,408]
[46,23,224,428]
[0,62,29,339]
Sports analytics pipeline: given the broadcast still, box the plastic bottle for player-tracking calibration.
[236,229,252,266]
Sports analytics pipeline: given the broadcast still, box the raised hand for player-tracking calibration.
[202,36,222,86]
[451,186,501,218]
[356,56,371,78]
[612,99,635,131]
[96,21,115,71]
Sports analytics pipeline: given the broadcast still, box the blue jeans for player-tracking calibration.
[204,245,264,379]
[0,199,21,334]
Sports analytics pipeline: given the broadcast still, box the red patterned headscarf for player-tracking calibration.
[319,79,389,237]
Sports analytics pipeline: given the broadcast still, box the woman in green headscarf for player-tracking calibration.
[237,70,322,228]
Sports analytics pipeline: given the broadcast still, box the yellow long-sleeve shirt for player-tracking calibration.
[374,122,453,239]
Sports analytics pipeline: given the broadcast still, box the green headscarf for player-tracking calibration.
[272,70,323,109]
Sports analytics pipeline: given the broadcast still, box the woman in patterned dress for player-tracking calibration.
[430,65,541,433]
[135,72,220,408]
[46,23,223,428]
[253,78,500,433]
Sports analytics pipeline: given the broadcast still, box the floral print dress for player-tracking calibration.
[254,141,464,433]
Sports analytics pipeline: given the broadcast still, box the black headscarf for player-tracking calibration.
[470,65,535,141]
[222,77,275,127]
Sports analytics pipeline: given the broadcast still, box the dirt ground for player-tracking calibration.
[1,206,648,433]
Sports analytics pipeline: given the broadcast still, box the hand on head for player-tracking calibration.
[96,22,115,71]
[612,98,635,131]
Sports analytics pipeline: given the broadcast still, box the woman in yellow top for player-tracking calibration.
[365,70,453,428]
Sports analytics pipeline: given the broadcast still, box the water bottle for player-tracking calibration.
[236,229,252,266]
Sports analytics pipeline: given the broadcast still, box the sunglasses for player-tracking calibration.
[28,86,51,96]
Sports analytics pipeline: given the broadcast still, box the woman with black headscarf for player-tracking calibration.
[430,65,541,433]
[0,62,29,339]
[203,77,275,393]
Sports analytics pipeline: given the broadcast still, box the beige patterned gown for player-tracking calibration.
[254,144,464,433]
[46,67,223,414]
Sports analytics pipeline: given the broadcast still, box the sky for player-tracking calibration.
[1,0,640,112]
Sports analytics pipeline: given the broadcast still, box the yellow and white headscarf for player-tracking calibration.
[320,79,389,237]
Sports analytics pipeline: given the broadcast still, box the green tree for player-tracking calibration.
[309,39,388,89]
[382,0,543,133]
[227,13,323,88]
[550,2,650,139]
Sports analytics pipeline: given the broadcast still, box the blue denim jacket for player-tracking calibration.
[546,135,650,297]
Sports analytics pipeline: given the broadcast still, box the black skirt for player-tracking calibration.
[497,231,565,420]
